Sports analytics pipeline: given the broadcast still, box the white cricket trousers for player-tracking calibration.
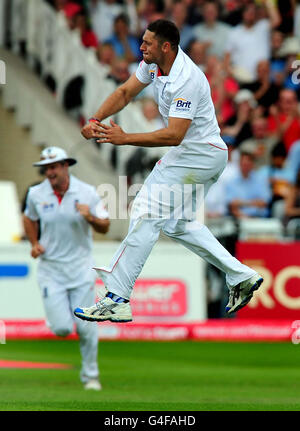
[37,264,99,383]
[97,144,256,300]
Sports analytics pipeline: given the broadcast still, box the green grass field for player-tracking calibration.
[0,340,300,411]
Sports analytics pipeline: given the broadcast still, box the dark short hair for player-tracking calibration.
[147,19,180,50]
[271,141,287,158]
[115,13,129,26]
[240,151,255,161]
[204,0,220,14]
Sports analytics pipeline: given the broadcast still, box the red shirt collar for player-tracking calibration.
[53,189,63,204]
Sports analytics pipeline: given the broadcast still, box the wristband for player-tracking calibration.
[88,117,101,124]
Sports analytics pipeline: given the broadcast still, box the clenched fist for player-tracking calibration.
[31,242,45,259]
[76,203,93,222]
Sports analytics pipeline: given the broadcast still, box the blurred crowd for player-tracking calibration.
[41,0,300,230]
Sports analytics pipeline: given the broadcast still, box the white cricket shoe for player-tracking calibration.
[226,274,263,315]
[74,296,132,323]
[84,379,102,391]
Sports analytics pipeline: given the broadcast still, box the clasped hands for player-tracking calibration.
[81,119,127,145]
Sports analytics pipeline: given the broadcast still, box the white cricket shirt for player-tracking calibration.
[24,175,109,287]
[135,47,227,169]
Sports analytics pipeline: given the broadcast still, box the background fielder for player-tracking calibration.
[23,146,110,390]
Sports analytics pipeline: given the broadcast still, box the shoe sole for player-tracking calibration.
[226,277,263,315]
[74,310,132,323]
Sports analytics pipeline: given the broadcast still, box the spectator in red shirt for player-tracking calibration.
[63,2,82,29]
[205,55,240,128]
[75,11,99,48]
[268,89,300,153]
[64,3,99,48]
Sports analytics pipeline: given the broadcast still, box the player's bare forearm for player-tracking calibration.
[23,215,45,258]
[93,87,131,122]
[76,203,110,234]
[81,75,148,140]
[123,124,189,147]
[23,215,39,245]
[87,216,110,234]
[114,128,181,147]
[101,127,181,147]
[94,75,147,122]
[96,117,192,147]
[81,90,129,140]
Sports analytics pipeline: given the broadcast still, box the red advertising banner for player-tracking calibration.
[236,242,300,319]
[96,279,187,317]
[2,319,297,342]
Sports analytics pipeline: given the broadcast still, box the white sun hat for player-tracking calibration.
[278,37,300,57]
[231,65,254,84]
[234,89,257,108]
[33,146,77,167]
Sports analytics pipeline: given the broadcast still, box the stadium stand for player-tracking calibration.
[238,217,284,241]
[0,181,23,242]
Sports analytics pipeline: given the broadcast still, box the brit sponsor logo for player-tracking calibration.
[174,97,191,111]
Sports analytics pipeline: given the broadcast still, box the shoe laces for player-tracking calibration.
[96,297,115,313]
[227,289,234,307]
[96,284,108,301]
[228,285,241,307]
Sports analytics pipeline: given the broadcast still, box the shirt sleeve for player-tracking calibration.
[89,187,109,219]
[135,60,152,85]
[23,188,39,221]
